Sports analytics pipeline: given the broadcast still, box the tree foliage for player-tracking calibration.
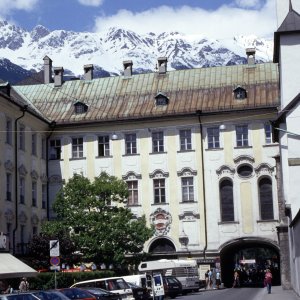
[46,172,154,265]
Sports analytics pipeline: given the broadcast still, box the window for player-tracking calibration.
[98,135,110,157]
[220,179,234,222]
[127,180,138,205]
[32,181,37,207]
[125,133,137,155]
[19,124,25,150]
[234,86,247,99]
[207,127,220,149]
[259,177,274,220]
[237,164,253,178]
[19,177,25,204]
[264,123,272,144]
[72,137,83,158]
[32,133,37,155]
[152,131,164,153]
[74,102,88,114]
[180,129,192,151]
[153,179,166,204]
[6,173,12,201]
[41,137,46,159]
[42,184,47,209]
[236,125,248,147]
[6,118,12,144]
[181,177,194,202]
[6,223,11,250]
[49,139,61,160]
[32,226,38,236]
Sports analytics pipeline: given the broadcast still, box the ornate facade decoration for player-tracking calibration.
[216,165,235,179]
[177,167,197,177]
[233,155,255,165]
[40,173,48,183]
[255,163,274,177]
[150,208,172,236]
[149,169,169,179]
[178,210,200,220]
[18,211,27,224]
[4,160,14,172]
[49,174,63,184]
[31,170,39,180]
[122,171,142,180]
[18,164,28,176]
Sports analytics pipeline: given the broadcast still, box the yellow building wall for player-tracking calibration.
[240,182,254,234]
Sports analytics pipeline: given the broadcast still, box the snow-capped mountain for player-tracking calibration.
[0,20,273,81]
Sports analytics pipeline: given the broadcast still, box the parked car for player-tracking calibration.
[59,288,96,300]
[0,292,40,300]
[126,282,150,300]
[162,276,182,299]
[78,288,122,300]
[32,290,71,300]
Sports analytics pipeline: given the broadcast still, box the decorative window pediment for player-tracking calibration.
[233,86,247,100]
[216,165,235,178]
[18,164,27,176]
[234,155,254,165]
[178,210,200,220]
[5,209,14,222]
[31,170,39,180]
[177,167,197,177]
[74,101,88,114]
[18,211,27,224]
[49,174,63,184]
[149,169,169,179]
[40,173,48,183]
[122,171,142,180]
[255,163,274,177]
[4,160,14,172]
[155,92,169,106]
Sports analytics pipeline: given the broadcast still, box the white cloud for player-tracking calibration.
[0,0,39,16]
[77,0,103,6]
[93,0,277,39]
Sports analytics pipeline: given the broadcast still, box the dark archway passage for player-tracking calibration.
[220,238,280,288]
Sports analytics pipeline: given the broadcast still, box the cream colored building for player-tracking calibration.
[0,53,281,285]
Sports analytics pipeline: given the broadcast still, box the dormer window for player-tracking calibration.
[155,92,169,106]
[74,101,88,114]
[233,86,247,100]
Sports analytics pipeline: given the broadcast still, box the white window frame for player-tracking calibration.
[72,137,84,158]
[49,138,61,160]
[181,177,194,202]
[264,123,272,144]
[98,135,110,157]
[127,180,139,205]
[125,133,137,155]
[236,124,249,147]
[153,178,166,204]
[152,131,164,153]
[207,127,220,149]
[179,129,192,151]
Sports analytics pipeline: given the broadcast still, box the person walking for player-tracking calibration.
[232,270,240,288]
[216,270,221,289]
[204,270,210,289]
[264,269,272,294]
[19,277,29,292]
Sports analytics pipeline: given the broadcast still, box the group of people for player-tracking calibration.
[204,268,222,290]
[0,277,29,294]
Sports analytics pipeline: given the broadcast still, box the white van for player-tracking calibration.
[71,277,134,300]
[122,274,150,288]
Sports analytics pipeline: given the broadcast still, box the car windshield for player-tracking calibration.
[33,291,70,300]
[1,294,40,300]
[107,279,129,291]
[82,289,109,296]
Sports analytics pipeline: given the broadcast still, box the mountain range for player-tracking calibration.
[0,20,274,84]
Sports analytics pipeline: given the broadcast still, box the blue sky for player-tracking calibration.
[1,0,278,38]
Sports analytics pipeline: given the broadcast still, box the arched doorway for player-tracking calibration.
[148,238,177,259]
[220,237,280,288]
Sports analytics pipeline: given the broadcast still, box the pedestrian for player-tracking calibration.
[208,269,212,289]
[264,269,272,294]
[204,270,209,289]
[216,271,221,289]
[232,270,240,288]
[19,277,29,292]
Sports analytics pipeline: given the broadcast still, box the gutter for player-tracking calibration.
[196,110,208,259]
[46,121,56,220]
[13,105,28,254]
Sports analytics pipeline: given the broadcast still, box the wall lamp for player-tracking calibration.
[111,133,118,140]
[219,124,226,130]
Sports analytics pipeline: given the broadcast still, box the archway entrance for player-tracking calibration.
[148,238,177,259]
[220,238,280,288]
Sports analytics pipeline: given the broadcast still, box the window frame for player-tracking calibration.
[179,129,192,151]
[127,180,139,205]
[32,133,37,156]
[259,177,274,220]
[219,179,234,222]
[19,124,25,150]
[98,135,110,157]
[42,184,47,209]
[6,173,12,201]
[236,125,249,147]
[264,123,272,144]
[49,139,61,160]
[207,127,220,149]
[181,177,194,202]
[125,133,137,155]
[153,178,166,204]
[19,177,25,204]
[152,131,164,153]
[72,137,84,158]
[6,118,12,145]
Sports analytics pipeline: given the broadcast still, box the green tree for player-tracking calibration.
[46,172,154,265]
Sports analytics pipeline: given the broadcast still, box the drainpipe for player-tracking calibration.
[13,105,28,254]
[196,110,208,259]
[46,121,56,220]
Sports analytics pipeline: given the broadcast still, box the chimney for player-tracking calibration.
[43,56,52,84]
[157,57,168,74]
[54,67,64,87]
[123,60,133,77]
[246,48,256,66]
[83,64,94,80]
[0,82,11,97]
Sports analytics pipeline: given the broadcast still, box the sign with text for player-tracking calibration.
[49,240,60,257]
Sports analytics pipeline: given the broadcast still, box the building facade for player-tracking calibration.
[0,50,281,285]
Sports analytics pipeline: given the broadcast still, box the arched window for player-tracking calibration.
[259,177,274,220]
[220,179,234,222]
